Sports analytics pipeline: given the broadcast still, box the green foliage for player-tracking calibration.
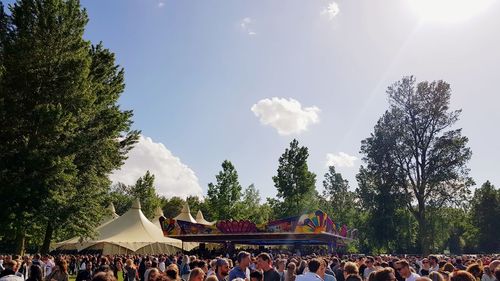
[320,166,357,226]
[359,76,472,254]
[206,160,242,220]
[469,181,500,252]
[108,171,161,219]
[234,184,272,224]
[271,139,317,218]
[0,0,138,254]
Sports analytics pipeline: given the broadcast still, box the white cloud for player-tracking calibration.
[158,1,165,8]
[240,17,257,36]
[251,97,320,135]
[326,152,358,168]
[110,135,203,198]
[321,2,340,20]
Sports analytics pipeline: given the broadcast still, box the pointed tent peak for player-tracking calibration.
[196,210,205,220]
[173,202,196,223]
[132,198,141,209]
[107,202,116,213]
[154,206,164,217]
[195,210,215,226]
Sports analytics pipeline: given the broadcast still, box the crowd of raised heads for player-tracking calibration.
[0,252,499,281]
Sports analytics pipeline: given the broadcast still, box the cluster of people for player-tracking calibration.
[0,252,498,281]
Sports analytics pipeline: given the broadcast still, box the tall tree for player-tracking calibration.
[271,139,317,218]
[206,160,242,220]
[234,184,272,224]
[359,76,472,254]
[129,171,161,219]
[0,0,138,254]
[321,166,356,225]
[469,181,500,253]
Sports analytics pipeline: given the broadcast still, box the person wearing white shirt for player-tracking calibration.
[395,260,420,281]
[295,259,325,281]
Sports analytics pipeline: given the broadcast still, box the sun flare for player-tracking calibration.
[408,0,496,23]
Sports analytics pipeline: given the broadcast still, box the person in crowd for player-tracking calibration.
[180,256,190,281]
[165,268,181,281]
[147,269,159,281]
[26,265,43,281]
[114,261,124,281]
[480,267,494,281]
[45,259,68,281]
[343,262,360,281]
[284,263,297,281]
[76,262,93,281]
[256,254,280,281]
[295,259,324,281]
[450,271,475,281]
[320,259,337,281]
[124,259,137,281]
[95,258,111,275]
[0,260,23,281]
[345,275,363,281]
[92,272,117,281]
[158,258,166,273]
[207,260,217,278]
[442,264,454,274]
[277,260,286,281]
[373,268,396,281]
[214,259,229,281]
[465,264,482,281]
[335,262,345,281]
[205,276,218,281]
[494,268,500,281]
[395,260,420,281]
[419,260,430,277]
[197,261,208,275]
[228,252,250,281]
[364,257,376,281]
[428,272,443,281]
[296,261,307,276]
[251,271,263,281]
[188,269,205,281]
[428,257,439,273]
[455,261,466,271]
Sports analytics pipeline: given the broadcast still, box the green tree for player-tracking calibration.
[271,139,317,218]
[234,184,272,224]
[0,0,138,254]
[359,76,473,254]
[206,160,242,220]
[470,181,500,253]
[128,171,161,219]
[320,166,356,226]
[161,196,186,219]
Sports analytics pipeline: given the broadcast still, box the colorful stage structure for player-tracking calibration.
[160,207,358,254]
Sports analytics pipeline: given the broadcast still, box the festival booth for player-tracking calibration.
[160,208,358,253]
[54,199,197,254]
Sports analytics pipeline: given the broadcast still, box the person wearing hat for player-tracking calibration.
[229,252,251,281]
[215,259,230,281]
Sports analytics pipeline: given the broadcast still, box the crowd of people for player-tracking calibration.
[0,252,498,281]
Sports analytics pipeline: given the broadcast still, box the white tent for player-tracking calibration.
[102,202,119,225]
[174,203,197,223]
[55,199,195,254]
[151,207,165,230]
[195,210,215,226]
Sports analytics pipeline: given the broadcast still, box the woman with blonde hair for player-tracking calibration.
[124,259,138,281]
[46,259,69,281]
[285,262,297,281]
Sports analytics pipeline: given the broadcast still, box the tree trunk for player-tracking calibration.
[15,230,26,256]
[416,214,429,255]
[40,222,53,254]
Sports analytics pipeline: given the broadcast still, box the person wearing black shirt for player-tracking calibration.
[76,262,93,281]
[256,253,281,281]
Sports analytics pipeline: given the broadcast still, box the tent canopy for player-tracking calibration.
[55,199,196,254]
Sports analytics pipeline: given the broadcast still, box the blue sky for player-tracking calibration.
[5,0,500,199]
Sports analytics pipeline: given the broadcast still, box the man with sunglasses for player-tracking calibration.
[395,260,420,281]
